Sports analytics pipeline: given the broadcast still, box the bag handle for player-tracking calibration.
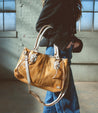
[34,25,60,59]
[25,53,70,106]
[34,25,53,51]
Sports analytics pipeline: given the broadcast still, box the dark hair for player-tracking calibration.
[73,0,82,21]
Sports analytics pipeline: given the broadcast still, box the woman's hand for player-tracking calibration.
[73,42,80,49]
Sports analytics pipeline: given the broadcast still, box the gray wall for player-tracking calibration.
[0,0,98,81]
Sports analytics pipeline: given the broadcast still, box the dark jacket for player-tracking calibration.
[36,0,76,51]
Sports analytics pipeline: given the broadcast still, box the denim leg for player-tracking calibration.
[54,68,80,113]
[65,69,80,113]
[43,47,57,113]
[43,46,80,113]
[52,68,80,113]
[43,91,57,113]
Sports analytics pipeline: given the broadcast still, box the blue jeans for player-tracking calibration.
[43,46,80,113]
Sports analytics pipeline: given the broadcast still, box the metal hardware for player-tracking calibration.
[53,60,60,79]
[56,86,61,89]
[30,53,37,63]
[24,50,27,55]
[24,48,28,55]
[54,60,60,70]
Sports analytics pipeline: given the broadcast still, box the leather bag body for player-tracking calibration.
[14,25,70,106]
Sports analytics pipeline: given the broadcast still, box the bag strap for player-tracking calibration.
[24,52,70,106]
[34,25,51,51]
[34,25,60,59]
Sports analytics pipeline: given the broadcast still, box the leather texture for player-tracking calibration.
[39,35,83,53]
[14,25,70,106]
[14,48,69,92]
[36,0,76,51]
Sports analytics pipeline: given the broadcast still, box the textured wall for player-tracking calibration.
[0,0,43,79]
[0,0,98,81]
[72,32,98,81]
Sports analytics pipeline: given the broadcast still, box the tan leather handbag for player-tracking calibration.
[14,25,70,106]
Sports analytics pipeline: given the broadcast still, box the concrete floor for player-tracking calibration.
[0,80,98,113]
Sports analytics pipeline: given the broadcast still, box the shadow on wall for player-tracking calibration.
[0,44,19,80]
[0,64,16,80]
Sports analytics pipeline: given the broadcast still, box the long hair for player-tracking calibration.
[73,0,82,21]
[41,0,82,21]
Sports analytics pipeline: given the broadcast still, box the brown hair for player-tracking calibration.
[73,0,82,21]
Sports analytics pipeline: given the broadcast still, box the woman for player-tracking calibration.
[36,0,82,113]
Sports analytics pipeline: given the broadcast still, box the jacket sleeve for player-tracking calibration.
[35,0,72,51]
[36,0,62,33]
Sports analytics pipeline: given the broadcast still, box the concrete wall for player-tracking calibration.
[72,32,98,81]
[0,0,98,81]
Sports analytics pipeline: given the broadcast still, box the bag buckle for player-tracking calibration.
[53,60,60,79]
[54,60,60,70]
[30,53,37,63]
